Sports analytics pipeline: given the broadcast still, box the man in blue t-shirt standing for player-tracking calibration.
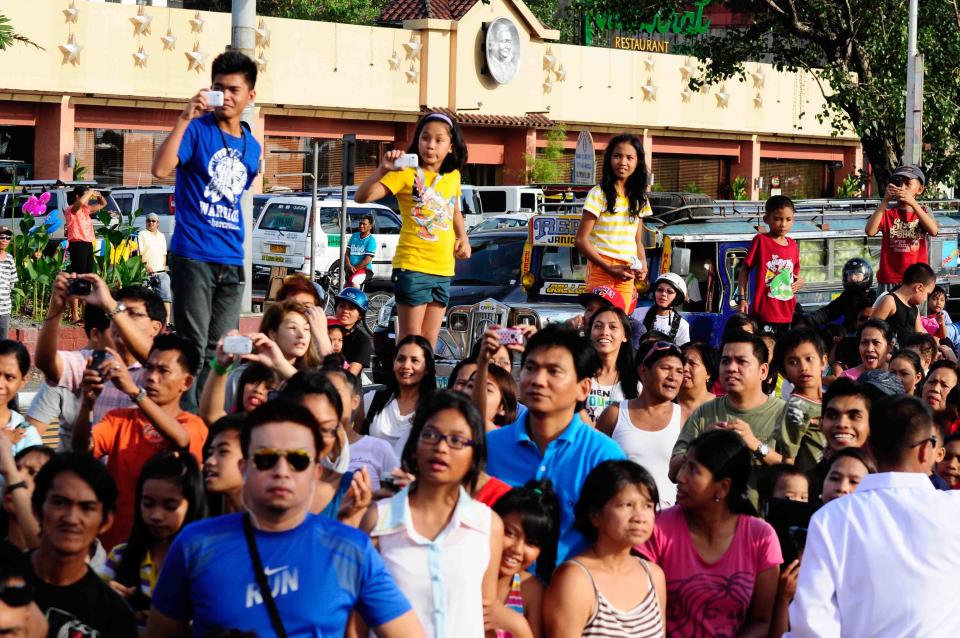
[152,51,262,411]
[346,213,377,287]
[147,397,423,637]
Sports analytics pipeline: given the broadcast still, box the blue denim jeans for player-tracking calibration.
[170,252,244,412]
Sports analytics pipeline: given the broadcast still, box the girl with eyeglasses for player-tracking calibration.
[585,306,640,424]
[361,390,505,638]
[597,340,686,507]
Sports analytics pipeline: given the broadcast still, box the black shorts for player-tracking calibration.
[68,241,94,274]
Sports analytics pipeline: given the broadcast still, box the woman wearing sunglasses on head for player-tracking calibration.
[360,390,510,638]
[597,341,686,508]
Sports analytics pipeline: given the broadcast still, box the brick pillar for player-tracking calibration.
[34,96,74,181]
[731,135,761,199]
[502,128,535,185]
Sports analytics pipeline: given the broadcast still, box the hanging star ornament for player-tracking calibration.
[543,76,554,93]
[63,1,79,24]
[751,68,766,89]
[753,93,763,108]
[256,19,271,48]
[554,65,566,82]
[405,64,419,82]
[189,11,205,34]
[185,42,207,72]
[388,51,401,70]
[59,34,82,65]
[641,79,657,101]
[256,55,268,72]
[543,51,557,71]
[130,5,152,36]
[133,46,149,68]
[681,86,693,102]
[643,55,655,72]
[716,87,730,108]
[161,28,176,51]
[679,58,696,81]
[403,36,421,61]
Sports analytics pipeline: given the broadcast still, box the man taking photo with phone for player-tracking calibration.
[152,50,262,412]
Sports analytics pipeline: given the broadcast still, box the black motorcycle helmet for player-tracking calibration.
[842,258,874,293]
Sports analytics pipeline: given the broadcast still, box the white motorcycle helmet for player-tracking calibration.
[653,272,688,308]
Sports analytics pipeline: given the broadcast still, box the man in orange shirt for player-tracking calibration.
[73,334,207,550]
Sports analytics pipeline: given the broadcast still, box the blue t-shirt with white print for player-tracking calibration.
[151,512,411,637]
[170,113,261,266]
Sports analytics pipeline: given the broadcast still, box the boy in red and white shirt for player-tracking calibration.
[738,195,804,335]
[865,164,938,292]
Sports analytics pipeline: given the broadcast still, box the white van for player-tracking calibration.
[473,186,544,215]
[253,196,400,279]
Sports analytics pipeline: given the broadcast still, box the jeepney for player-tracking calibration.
[446,198,960,350]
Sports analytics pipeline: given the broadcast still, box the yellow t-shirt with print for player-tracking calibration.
[582,185,651,262]
[380,167,461,277]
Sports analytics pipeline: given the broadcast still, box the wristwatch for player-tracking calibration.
[4,480,27,495]
[131,387,147,404]
[108,301,127,319]
[754,441,770,461]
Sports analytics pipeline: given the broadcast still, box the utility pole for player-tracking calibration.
[339,134,357,290]
[904,0,923,166]
[232,0,256,310]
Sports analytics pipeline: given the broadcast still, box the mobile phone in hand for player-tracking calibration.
[203,90,224,108]
[66,278,93,297]
[89,350,110,381]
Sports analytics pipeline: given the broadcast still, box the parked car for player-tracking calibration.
[468,212,532,234]
[252,196,401,281]
[0,181,121,251]
[110,186,176,243]
[473,185,544,215]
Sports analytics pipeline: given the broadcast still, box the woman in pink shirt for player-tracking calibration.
[66,185,106,321]
[638,429,782,638]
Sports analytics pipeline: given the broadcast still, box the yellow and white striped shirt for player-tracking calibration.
[583,185,651,261]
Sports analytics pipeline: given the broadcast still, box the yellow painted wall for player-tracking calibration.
[0,0,855,142]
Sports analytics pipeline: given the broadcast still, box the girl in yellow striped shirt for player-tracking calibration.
[575,134,651,313]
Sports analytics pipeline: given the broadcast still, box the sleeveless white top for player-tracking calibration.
[611,400,682,507]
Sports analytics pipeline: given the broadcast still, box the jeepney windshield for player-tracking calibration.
[453,235,525,285]
[540,246,587,281]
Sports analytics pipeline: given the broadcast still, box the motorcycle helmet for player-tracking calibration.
[653,272,687,308]
[842,258,874,293]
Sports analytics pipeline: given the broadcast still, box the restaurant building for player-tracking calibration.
[0,0,861,199]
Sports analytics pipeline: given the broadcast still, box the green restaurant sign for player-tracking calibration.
[584,0,712,52]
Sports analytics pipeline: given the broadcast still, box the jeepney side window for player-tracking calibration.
[831,237,881,281]
[726,249,747,308]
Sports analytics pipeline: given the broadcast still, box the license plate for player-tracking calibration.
[269,244,286,254]
[260,255,285,263]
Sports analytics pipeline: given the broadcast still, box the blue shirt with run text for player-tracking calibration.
[151,512,411,637]
[347,232,377,267]
[171,113,261,266]
[486,413,626,564]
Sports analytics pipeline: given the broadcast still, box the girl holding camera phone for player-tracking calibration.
[355,112,471,348]
[66,186,107,322]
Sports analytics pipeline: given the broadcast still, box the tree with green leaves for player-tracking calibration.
[574,0,960,188]
[0,12,39,50]
[526,124,567,183]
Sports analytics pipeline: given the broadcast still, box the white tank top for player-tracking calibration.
[611,400,682,507]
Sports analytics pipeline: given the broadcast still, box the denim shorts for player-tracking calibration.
[392,269,451,307]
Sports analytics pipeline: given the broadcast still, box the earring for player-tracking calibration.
[714,496,721,502]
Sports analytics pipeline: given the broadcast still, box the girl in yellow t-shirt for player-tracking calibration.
[356,112,470,347]
[574,133,651,313]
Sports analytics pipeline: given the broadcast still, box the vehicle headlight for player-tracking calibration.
[521,272,536,290]
[635,279,650,295]
[377,298,396,328]
[448,311,469,333]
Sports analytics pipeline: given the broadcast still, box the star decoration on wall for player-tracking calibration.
[555,65,566,82]
[133,46,149,68]
[130,5,152,36]
[186,42,207,72]
[403,36,421,61]
[405,64,419,82]
[256,19,271,48]
[543,51,557,71]
[681,86,693,102]
[63,1,79,24]
[679,58,696,81]
[641,79,657,101]
[189,11,205,34]
[256,55,268,72]
[643,55,655,72]
[59,34,82,65]
[388,51,401,70]
[715,87,730,108]
[161,28,176,51]
[543,76,554,93]
[753,93,763,108]
[751,68,766,89]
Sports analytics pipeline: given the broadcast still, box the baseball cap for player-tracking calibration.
[577,286,626,312]
[890,165,926,186]
[858,369,905,401]
[0,228,12,238]
[145,212,161,221]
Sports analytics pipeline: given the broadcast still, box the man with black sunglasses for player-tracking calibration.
[865,164,938,294]
[148,400,423,638]
[787,395,960,637]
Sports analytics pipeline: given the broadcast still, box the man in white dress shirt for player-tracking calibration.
[787,395,960,637]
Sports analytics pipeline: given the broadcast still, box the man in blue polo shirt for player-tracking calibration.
[152,51,263,411]
[147,399,423,637]
[486,325,625,564]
